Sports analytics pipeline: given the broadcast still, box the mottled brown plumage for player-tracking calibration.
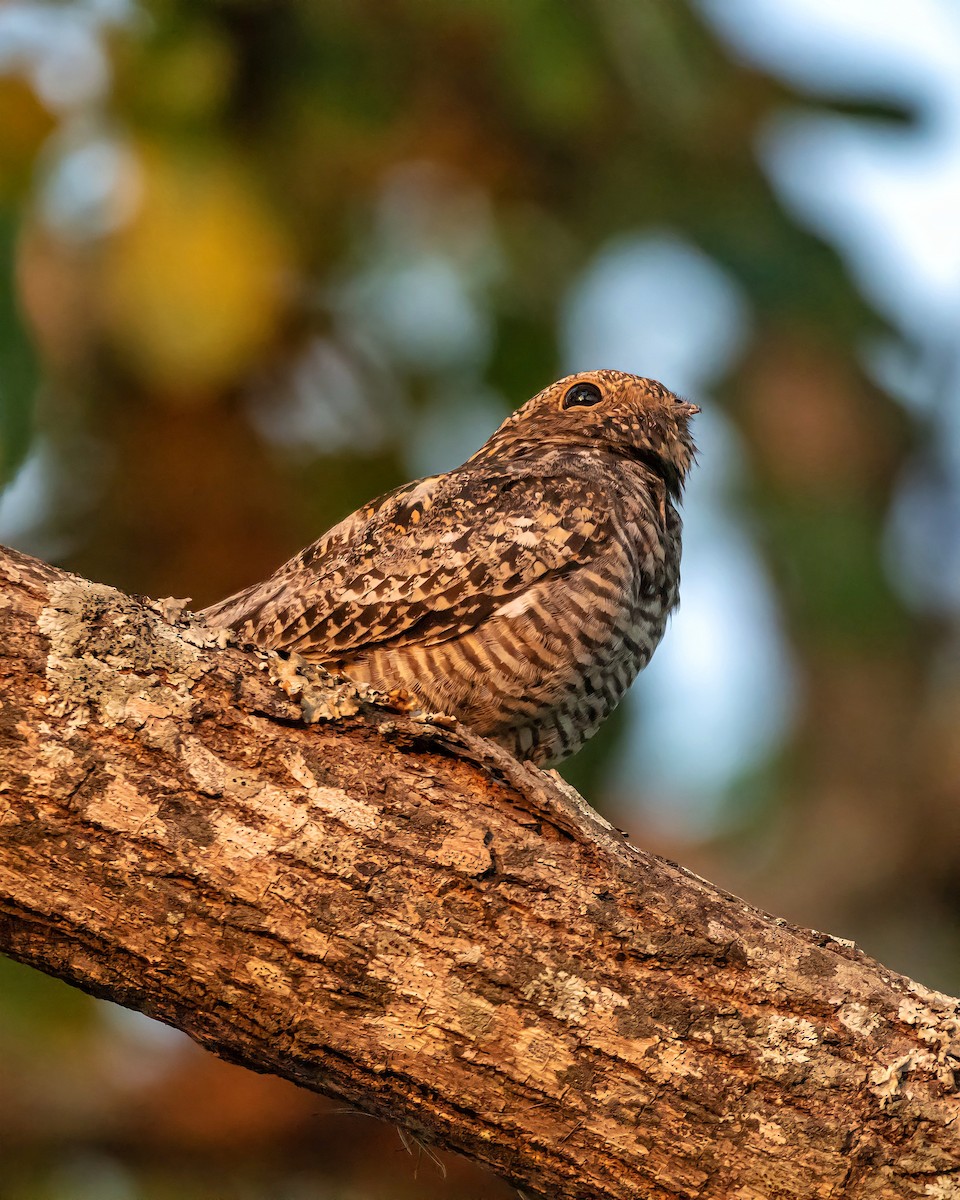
[202,369,698,764]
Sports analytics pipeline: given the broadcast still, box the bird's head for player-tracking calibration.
[472,369,699,497]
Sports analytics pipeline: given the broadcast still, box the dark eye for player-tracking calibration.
[563,381,603,409]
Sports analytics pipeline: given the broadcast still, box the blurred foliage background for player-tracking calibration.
[1,1,959,1197]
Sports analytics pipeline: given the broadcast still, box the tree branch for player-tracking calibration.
[1,544,958,1199]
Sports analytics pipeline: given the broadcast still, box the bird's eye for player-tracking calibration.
[563,382,603,409]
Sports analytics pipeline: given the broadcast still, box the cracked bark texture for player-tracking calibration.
[1,544,959,1200]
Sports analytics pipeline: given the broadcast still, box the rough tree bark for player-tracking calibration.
[1,544,959,1200]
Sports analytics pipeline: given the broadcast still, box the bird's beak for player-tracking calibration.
[679,402,700,416]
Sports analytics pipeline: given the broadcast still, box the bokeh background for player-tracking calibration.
[2,1,959,1197]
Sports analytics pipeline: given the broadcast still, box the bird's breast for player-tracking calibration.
[342,524,679,765]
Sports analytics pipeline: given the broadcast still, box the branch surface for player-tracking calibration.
[1,544,959,1200]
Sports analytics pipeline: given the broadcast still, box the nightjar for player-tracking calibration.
[202,369,698,765]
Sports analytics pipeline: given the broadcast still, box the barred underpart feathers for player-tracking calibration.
[202,369,699,765]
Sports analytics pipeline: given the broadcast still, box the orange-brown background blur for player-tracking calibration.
[2,2,959,1197]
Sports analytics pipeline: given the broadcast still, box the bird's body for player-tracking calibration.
[202,370,698,765]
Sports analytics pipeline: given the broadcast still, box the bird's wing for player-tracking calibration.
[202,466,612,660]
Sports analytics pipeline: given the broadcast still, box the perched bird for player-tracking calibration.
[202,370,698,765]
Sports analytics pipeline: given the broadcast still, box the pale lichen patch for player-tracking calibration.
[31,732,75,771]
[870,1051,917,1108]
[901,980,960,1012]
[39,578,206,727]
[268,654,363,723]
[521,969,627,1025]
[758,1015,820,1065]
[898,997,930,1029]
[898,994,960,1046]
[896,995,960,1093]
[923,1177,960,1199]
[837,1002,881,1036]
[151,596,193,624]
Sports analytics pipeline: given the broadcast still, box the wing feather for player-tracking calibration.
[202,466,610,661]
